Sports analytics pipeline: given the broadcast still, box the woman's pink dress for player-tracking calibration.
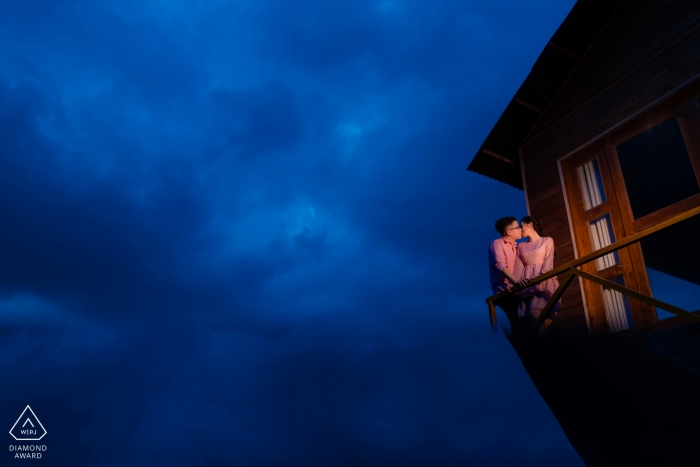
[514,237,560,318]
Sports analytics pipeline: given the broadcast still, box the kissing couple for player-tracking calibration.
[488,216,560,336]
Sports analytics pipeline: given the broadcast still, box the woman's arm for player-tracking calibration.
[514,249,533,288]
[542,238,555,274]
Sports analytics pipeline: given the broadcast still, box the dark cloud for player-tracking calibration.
[207,83,304,161]
[0,1,583,466]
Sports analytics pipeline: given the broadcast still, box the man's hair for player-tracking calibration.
[495,216,517,236]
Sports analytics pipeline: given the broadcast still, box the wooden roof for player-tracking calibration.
[467,1,620,189]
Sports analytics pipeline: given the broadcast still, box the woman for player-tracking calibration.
[514,216,560,329]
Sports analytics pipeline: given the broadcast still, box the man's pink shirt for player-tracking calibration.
[488,237,517,293]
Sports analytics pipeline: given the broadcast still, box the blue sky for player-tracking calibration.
[0,1,585,465]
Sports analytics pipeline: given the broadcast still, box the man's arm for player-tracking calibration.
[500,266,518,286]
[489,241,518,287]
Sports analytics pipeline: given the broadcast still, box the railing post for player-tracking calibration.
[488,299,498,334]
[528,269,575,336]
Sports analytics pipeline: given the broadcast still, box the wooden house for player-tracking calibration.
[469,2,700,465]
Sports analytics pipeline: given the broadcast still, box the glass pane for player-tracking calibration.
[616,117,700,219]
[588,213,620,271]
[576,158,606,210]
[640,215,700,319]
[640,214,700,285]
[602,276,633,333]
[646,268,700,320]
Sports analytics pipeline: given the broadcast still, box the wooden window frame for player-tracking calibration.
[604,96,700,233]
[560,147,652,332]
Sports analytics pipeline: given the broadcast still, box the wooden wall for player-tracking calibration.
[520,2,700,335]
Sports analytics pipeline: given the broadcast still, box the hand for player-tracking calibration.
[516,279,530,287]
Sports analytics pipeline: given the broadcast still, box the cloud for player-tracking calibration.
[0,1,583,466]
[206,82,305,162]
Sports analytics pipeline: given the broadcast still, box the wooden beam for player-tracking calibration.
[548,41,581,61]
[633,192,700,232]
[514,97,544,115]
[573,269,700,323]
[529,269,576,336]
[481,148,514,166]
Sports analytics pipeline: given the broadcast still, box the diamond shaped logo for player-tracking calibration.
[9,406,47,441]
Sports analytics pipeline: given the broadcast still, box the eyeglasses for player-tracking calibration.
[507,226,522,232]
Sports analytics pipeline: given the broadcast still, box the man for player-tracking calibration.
[488,217,525,335]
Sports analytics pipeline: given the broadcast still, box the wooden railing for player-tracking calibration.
[486,205,700,336]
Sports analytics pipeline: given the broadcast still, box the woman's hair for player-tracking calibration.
[521,215,544,237]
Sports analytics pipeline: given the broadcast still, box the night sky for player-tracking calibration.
[0,1,586,466]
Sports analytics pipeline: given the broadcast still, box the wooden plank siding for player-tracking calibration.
[528,2,700,139]
[519,2,700,334]
[525,26,700,159]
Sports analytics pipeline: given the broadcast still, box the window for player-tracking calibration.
[602,276,633,332]
[589,214,620,271]
[576,158,606,210]
[616,117,700,219]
